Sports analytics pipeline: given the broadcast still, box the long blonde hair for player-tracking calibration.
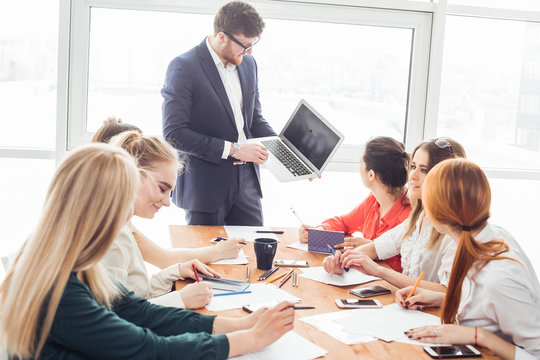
[0,144,139,359]
[402,138,466,249]
[422,159,514,324]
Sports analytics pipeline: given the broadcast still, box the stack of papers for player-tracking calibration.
[334,304,443,343]
[210,249,248,265]
[224,226,280,242]
[299,267,380,286]
[230,331,327,360]
[286,242,309,252]
[300,310,376,345]
[206,283,301,312]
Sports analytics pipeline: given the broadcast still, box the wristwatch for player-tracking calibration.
[231,142,241,159]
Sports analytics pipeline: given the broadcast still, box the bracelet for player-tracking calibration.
[474,326,478,345]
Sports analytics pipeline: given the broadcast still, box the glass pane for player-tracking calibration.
[0,158,55,256]
[448,0,540,12]
[438,16,540,170]
[87,8,413,146]
[0,1,58,149]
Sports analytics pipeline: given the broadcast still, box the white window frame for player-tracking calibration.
[62,0,433,173]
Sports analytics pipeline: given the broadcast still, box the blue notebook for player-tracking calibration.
[307,228,344,254]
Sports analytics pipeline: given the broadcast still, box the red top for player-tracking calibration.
[320,193,411,272]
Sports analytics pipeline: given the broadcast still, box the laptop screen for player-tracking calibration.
[282,102,342,170]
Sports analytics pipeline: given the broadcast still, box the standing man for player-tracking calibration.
[161,1,276,226]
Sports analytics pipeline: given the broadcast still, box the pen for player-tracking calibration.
[292,270,296,287]
[192,264,200,282]
[246,266,250,282]
[258,266,279,281]
[290,207,305,224]
[214,290,252,297]
[288,306,315,310]
[278,269,295,288]
[216,236,247,245]
[256,230,284,234]
[403,271,425,308]
[266,271,288,283]
[327,244,349,272]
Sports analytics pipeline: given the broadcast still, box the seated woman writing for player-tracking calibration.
[299,136,411,272]
[0,144,294,359]
[323,138,465,292]
[396,158,540,360]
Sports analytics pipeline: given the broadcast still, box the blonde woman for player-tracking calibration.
[0,144,294,359]
[396,159,540,360]
[323,138,465,291]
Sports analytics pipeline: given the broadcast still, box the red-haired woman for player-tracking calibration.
[396,159,540,360]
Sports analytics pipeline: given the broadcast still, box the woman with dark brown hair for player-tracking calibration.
[396,159,540,360]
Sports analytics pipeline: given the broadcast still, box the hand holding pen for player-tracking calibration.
[180,259,221,280]
[291,207,317,244]
[214,237,246,260]
[322,248,347,275]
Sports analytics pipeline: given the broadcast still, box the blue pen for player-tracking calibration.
[216,236,247,245]
[327,244,349,272]
[214,290,252,297]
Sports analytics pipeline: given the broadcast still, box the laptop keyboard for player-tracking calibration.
[262,139,312,177]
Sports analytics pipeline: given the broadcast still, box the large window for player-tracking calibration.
[438,16,540,171]
[69,1,431,169]
[0,0,58,150]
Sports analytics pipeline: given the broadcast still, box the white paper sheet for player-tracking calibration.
[286,241,309,251]
[206,283,301,312]
[299,267,380,286]
[334,303,442,342]
[300,310,376,345]
[230,331,327,360]
[224,226,280,242]
[210,249,248,265]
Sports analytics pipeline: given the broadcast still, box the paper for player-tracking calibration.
[300,310,376,345]
[206,283,301,312]
[210,249,248,265]
[230,331,327,360]
[299,267,380,286]
[334,303,442,342]
[286,242,309,251]
[224,226,280,242]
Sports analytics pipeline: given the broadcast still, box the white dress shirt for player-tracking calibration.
[457,223,540,360]
[206,37,247,159]
[101,222,186,308]
[373,212,456,286]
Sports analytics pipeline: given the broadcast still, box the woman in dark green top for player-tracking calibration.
[0,144,294,359]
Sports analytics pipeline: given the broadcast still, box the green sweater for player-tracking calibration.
[36,274,229,359]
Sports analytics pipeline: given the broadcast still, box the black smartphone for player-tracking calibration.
[424,345,481,358]
[349,285,391,298]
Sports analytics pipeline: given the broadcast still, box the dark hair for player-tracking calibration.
[363,136,409,190]
[91,122,142,144]
[214,1,265,38]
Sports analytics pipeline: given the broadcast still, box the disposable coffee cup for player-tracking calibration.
[254,238,278,270]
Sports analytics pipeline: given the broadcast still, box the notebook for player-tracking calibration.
[199,274,250,292]
[307,228,344,254]
[247,99,344,182]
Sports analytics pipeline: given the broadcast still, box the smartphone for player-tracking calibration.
[274,260,309,267]
[350,285,391,298]
[424,345,481,358]
[242,300,279,313]
[335,298,382,308]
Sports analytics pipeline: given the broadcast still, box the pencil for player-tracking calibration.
[402,271,425,307]
[246,266,250,282]
[214,291,252,297]
[292,270,297,287]
[266,271,287,283]
[192,264,200,282]
[278,269,295,288]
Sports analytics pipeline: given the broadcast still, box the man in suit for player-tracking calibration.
[161,1,276,226]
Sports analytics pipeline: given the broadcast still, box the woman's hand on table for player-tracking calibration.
[250,301,295,350]
[395,286,444,310]
[180,282,213,309]
[179,259,221,280]
[341,250,382,276]
[214,237,244,260]
[335,236,371,249]
[322,250,345,275]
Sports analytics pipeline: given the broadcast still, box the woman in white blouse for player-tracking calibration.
[323,138,465,291]
[396,159,540,360]
[101,131,245,309]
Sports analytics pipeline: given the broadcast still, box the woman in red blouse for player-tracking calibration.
[299,136,410,272]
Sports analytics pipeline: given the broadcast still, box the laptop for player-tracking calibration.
[248,99,344,182]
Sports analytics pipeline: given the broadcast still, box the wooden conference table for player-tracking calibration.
[170,226,499,360]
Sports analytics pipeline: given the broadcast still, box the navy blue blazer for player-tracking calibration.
[162,38,276,212]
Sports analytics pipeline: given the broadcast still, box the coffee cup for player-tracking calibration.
[254,238,278,270]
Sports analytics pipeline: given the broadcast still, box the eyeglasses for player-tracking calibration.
[434,138,453,154]
[221,31,260,54]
